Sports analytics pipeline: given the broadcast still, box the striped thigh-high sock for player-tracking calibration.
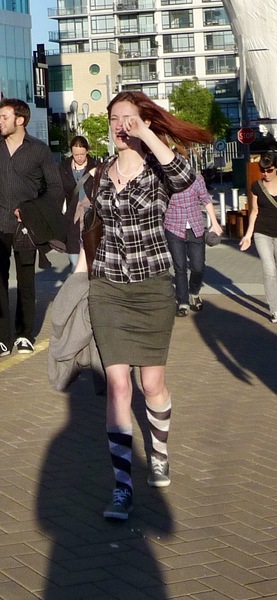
[107,425,133,494]
[145,396,171,461]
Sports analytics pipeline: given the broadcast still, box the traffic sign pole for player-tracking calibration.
[213,139,227,187]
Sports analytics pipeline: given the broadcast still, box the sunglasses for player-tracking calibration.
[259,167,275,173]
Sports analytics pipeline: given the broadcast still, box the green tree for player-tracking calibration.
[81,113,109,158]
[169,79,230,139]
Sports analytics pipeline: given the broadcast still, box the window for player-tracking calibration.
[161,0,192,4]
[60,42,90,52]
[212,79,238,98]
[203,8,229,26]
[91,15,115,33]
[205,31,235,51]
[165,81,183,96]
[59,18,88,39]
[119,16,137,33]
[89,63,100,75]
[122,62,141,80]
[162,9,193,30]
[0,0,28,12]
[206,55,236,75]
[163,33,194,53]
[164,56,195,77]
[91,39,116,51]
[91,89,102,100]
[48,65,73,92]
[90,0,114,8]
[220,102,239,122]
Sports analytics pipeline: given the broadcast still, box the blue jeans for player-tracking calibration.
[165,229,205,305]
[254,232,277,314]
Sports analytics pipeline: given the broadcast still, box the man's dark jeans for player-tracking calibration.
[165,229,205,305]
[0,233,36,348]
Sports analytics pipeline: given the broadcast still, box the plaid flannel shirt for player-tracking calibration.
[92,152,195,283]
[164,173,212,239]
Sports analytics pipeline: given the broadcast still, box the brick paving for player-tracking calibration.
[0,238,277,599]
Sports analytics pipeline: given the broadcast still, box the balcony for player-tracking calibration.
[49,31,89,42]
[120,48,158,59]
[115,0,155,11]
[122,71,158,82]
[48,7,87,18]
[117,23,157,35]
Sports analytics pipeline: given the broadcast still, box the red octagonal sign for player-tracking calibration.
[238,127,255,144]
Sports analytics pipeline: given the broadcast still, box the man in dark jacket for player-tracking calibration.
[0,98,65,356]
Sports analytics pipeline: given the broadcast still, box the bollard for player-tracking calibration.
[232,188,239,211]
[219,192,226,226]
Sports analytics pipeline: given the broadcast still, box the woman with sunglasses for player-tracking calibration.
[240,152,277,323]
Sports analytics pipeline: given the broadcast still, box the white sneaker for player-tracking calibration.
[14,337,34,354]
[0,343,11,357]
[270,313,277,323]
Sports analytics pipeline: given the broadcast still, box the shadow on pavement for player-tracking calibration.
[195,299,277,395]
[203,264,267,317]
[36,369,173,599]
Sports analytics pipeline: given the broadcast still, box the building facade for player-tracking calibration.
[47,0,259,138]
[0,0,49,141]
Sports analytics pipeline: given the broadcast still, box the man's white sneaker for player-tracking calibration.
[14,338,34,354]
[270,313,277,323]
[0,343,11,357]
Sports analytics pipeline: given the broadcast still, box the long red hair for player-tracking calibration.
[107,91,212,146]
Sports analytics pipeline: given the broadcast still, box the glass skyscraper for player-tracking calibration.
[0,0,33,100]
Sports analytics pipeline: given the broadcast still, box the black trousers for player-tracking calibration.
[0,232,36,348]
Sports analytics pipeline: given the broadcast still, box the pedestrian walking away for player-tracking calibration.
[165,172,222,317]
[240,150,277,323]
[74,90,212,519]
[0,98,64,357]
[60,135,96,272]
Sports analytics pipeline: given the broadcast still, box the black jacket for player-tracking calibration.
[19,195,67,268]
[59,155,96,253]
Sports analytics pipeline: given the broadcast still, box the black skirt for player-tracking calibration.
[88,272,176,368]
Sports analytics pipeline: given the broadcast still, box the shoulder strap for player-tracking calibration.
[257,179,277,209]
[73,171,91,197]
[91,161,107,204]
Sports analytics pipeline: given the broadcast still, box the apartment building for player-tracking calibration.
[47,0,258,137]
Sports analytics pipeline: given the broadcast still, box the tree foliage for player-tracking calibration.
[81,113,109,158]
[169,79,230,139]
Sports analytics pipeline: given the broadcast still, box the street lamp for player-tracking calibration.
[67,101,89,133]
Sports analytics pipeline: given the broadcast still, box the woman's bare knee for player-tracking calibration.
[106,365,132,399]
[140,366,167,398]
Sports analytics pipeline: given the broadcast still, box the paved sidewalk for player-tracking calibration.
[0,240,277,599]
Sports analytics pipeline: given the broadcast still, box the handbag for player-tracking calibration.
[82,162,106,278]
[13,222,36,252]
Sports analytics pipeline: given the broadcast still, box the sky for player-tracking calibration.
[29,0,57,51]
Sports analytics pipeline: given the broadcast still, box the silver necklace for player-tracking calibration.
[116,158,144,184]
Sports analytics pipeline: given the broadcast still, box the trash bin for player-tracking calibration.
[226,209,248,238]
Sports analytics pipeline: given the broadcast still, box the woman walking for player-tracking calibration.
[240,151,277,323]
[75,91,211,519]
[60,135,96,271]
